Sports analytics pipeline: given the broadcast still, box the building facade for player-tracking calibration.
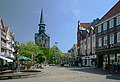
[0,17,15,67]
[81,19,99,67]
[77,22,90,65]
[35,9,50,48]
[96,1,120,67]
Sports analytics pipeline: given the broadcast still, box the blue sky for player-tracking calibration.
[0,0,118,52]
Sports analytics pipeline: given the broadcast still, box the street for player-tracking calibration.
[1,66,120,82]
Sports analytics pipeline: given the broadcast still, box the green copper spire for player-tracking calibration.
[40,8,44,24]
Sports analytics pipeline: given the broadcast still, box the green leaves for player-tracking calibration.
[19,41,42,58]
[19,42,64,64]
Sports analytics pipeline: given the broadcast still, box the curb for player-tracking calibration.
[0,71,44,80]
[106,74,120,80]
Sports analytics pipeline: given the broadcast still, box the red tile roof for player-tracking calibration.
[79,23,90,29]
[98,1,120,23]
[4,26,9,33]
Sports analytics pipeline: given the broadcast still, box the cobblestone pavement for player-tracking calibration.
[1,66,120,82]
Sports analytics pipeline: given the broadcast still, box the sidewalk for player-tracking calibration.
[68,66,120,80]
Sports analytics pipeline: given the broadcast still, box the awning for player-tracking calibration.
[0,56,13,62]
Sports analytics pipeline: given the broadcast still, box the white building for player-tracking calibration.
[0,17,15,67]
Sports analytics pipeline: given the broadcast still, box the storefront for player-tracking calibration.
[81,55,97,67]
[97,42,120,67]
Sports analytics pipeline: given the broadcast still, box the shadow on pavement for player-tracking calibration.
[67,67,110,75]
[65,66,120,80]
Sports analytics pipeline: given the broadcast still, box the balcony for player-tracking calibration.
[1,35,6,40]
[1,41,6,47]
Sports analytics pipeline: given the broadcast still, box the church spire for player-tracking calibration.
[40,8,44,24]
[38,8,46,34]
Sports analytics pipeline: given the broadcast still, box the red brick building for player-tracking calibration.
[96,1,120,67]
[77,21,89,65]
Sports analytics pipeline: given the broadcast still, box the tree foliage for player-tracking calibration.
[19,41,64,65]
[49,45,63,64]
[35,53,46,64]
[19,41,42,59]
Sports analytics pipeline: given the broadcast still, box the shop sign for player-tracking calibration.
[97,42,120,51]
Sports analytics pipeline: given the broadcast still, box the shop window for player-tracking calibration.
[103,55,108,64]
[110,54,115,65]
[117,54,120,64]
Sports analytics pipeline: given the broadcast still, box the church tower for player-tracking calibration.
[35,9,50,48]
[39,8,46,34]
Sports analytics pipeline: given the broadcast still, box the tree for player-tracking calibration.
[35,53,46,64]
[19,41,43,63]
[50,45,63,64]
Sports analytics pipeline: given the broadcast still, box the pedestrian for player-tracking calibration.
[113,62,119,72]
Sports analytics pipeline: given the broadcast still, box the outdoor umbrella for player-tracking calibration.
[19,56,31,61]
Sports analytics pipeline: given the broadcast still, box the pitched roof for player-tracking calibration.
[81,19,99,39]
[98,1,120,23]
[79,23,90,29]
[0,17,4,29]
[10,32,14,37]
[86,18,99,30]
[4,26,9,33]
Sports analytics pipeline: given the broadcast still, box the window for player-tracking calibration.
[117,32,120,42]
[92,35,95,47]
[83,39,86,55]
[103,55,108,64]
[87,37,90,49]
[99,38,102,47]
[104,36,108,45]
[110,54,115,65]
[92,47,95,54]
[92,35,95,42]
[110,34,114,44]
[117,15,120,26]
[117,54,120,64]
[109,19,114,28]
[98,25,101,33]
[87,37,90,54]
[103,22,107,31]
[84,40,86,50]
